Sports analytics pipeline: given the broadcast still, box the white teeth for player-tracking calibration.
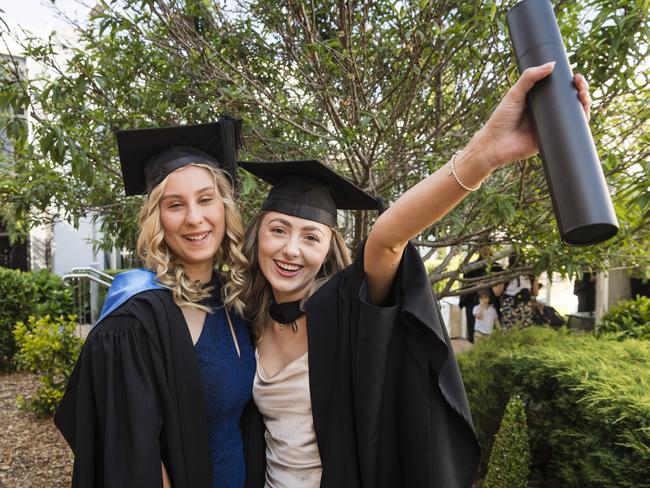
[276,261,301,271]
[186,232,208,241]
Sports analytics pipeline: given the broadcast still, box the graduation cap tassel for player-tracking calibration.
[218,115,243,191]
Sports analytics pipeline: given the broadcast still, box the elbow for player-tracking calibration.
[385,242,408,256]
[367,229,407,258]
[368,212,409,253]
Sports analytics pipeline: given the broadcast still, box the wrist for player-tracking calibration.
[453,136,496,187]
[465,128,501,172]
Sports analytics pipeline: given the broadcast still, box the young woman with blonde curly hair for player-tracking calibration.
[55,119,255,488]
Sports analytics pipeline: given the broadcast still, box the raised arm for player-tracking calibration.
[364,63,591,304]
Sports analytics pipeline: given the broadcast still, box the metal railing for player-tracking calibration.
[62,267,114,327]
[65,267,115,283]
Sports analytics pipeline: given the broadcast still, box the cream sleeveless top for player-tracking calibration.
[253,350,322,488]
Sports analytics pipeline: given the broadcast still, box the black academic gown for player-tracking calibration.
[54,289,214,488]
[242,242,480,488]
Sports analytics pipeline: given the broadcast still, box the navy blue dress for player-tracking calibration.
[195,305,255,488]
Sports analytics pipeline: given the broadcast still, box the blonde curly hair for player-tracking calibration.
[136,163,248,315]
[241,211,351,341]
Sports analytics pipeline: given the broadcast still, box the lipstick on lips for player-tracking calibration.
[274,259,303,277]
[184,231,211,244]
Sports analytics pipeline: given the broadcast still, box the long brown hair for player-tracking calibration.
[136,163,248,314]
[241,211,351,341]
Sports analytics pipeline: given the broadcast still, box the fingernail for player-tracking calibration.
[544,61,556,70]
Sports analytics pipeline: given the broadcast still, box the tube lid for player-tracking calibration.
[507,0,564,61]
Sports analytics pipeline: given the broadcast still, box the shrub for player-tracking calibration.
[458,327,650,487]
[0,267,74,368]
[13,315,83,416]
[31,269,75,318]
[483,395,530,488]
[0,268,37,368]
[597,295,650,340]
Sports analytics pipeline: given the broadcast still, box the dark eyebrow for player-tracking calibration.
[302,226,326,236]
[267,217,293,227]
[161,186,215,201]
[267,218,326,236]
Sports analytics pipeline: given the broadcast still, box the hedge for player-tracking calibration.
[458,327,650,488]
[0,267,74,368]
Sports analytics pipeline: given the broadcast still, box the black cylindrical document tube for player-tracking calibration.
[506,0,618,245]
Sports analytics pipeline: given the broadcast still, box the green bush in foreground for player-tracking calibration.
[483,395,530,488]
[458,327,650,488]
[30,269,75,318]
[13,315,83,416]
[597,295,650,340]
[0,268,35,368]
[0,268,75,368]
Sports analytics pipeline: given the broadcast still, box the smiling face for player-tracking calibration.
[159,165,226,282]
[257,211,333,303]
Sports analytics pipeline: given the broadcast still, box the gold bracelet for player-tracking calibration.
[449,151,481,192]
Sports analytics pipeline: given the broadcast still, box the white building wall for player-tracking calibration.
[538,272,579,315]
[29,224,50,271]
[52,216,104,276]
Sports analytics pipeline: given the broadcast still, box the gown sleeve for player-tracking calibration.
[349,241,480,488]
[54,314,164,488]
[349,238,400,398]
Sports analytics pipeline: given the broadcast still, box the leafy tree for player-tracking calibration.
[0,0,648,293]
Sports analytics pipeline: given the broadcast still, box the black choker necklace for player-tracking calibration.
[269,299,304,333]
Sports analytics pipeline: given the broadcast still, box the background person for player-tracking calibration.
[459,245,503,342]
[573,271,596,313]
[499,253,539,329]
[473,289,500,341]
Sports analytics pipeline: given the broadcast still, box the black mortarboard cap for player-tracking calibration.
[238,160,381,227]
[116,117,242,195]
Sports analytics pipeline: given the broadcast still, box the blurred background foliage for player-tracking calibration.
[0,0,648,293]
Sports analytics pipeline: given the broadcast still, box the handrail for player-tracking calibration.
[62,273,112,289]
[68,267,115,282]
[62,271,113,327]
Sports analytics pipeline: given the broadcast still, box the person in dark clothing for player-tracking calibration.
[573,271,596,312]
[239,65,592,487]
[459,245,503,342]
[630,275,650,298]
[54,119,256,488]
